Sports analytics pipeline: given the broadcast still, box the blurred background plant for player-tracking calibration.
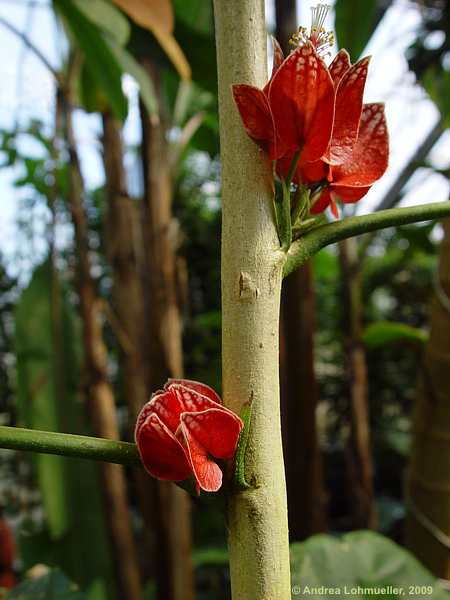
[0,0,449,598]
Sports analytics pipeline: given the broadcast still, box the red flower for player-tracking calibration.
[135,379,243,493]
[297,49,388,217]
[231,4,389,221]
[232,39,335,166]
[306,102,389,217]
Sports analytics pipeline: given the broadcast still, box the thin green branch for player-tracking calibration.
[0,426,141,466]
[284,200,450,277]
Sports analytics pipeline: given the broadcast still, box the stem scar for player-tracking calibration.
[239,271,259,301]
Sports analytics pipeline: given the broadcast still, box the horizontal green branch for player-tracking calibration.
[284,200,450,277]
[0,426,141,466]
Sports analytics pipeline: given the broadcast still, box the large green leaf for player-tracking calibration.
[6,569,86,600]
[291,531,449,599]
[73,0,130,46]
[105,35,158,118]
[15,261,114,600]
[15,263,71,539]
[362,321,427,349]
[334,0,378,59]
[173,0,213,35]
[54,0,128,120]
[422,66,450,128]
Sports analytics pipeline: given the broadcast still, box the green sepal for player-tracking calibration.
[292,214,328,240]
[291,184,311,227]
[234,400,254,490]
[274,180,292,250]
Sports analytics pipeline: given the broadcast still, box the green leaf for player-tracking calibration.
[174,20,217,94]
[362,321,427,349]
[6,569,86,600]
[105,35,159,118]
[15,262,71,539]
[73,0,130,46]
[173,0,213,35]
[334,0,377,59]
[291,531,449,599]
[313,249,339,281]
[422,66,450,128]
[234,400,253,490]
[15,261,114,600]
[54,0,128,120]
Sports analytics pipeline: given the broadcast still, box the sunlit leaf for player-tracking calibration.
[112,0,191,79]
[291,531,448,599]
[112,0,174,33]
[6,569,86,600]
[362,321,427,349]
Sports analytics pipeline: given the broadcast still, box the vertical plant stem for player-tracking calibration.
[61,91,142,600]
[214,1,291,598]
[140,59,194,600]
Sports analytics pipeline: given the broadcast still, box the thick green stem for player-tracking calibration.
[284,201,450,277]
[0,426,140,465]
[214,1,291,598]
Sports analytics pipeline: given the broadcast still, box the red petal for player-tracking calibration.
[167,378,222,405]
[180,423,223,492]
[136,413,192,481]
[333,103,389,187]
[148,389,184,433]
[329,193,340,219]
[168,382,220,413]
[270,36,284,79]
[181,408,243,459]
[299,159,328,184]
[310,188,332,214]
[232,84,276,158]
[331,184,371,203]
[326,56,370,165]
[269,42,335,162]
[328,49,351,85]
[169,380,242,418]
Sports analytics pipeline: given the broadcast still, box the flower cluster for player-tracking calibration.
[232,4,389,220]
[135,379,243,493]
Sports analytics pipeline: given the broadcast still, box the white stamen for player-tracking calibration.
[310,4,330,39]
[289,4,334,57]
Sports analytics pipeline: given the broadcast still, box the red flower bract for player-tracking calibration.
[232,40,335,165]
[300,51,389,217]
[135,379,243,493]
[232,18,390,219]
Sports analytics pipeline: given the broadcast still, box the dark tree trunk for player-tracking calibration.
[280,266,327,539]
[339,238,376,529]
[101,111,157,581]
[140,60,194,600]
[276,0,327,540]
[62,93,142,600]
[406,219,450,577]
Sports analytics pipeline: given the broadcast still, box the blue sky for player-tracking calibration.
[0,0,449,280]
